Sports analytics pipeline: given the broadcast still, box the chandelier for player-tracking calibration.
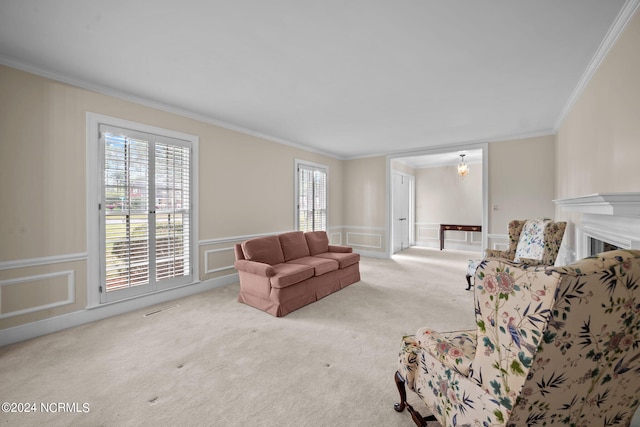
[457,153,469,177]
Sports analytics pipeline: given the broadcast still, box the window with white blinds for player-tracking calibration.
[101,124,192,301]
[296,161,327,232]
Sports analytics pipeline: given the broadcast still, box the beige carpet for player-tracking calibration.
[0,247,477,427]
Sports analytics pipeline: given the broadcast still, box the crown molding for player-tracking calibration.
[0,57,345,161]
[554,0,640,130]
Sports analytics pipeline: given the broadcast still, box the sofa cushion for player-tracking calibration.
[305,231,330,255]
[287,256,339,276]
[241,235,285,265]
[279,231,311,261]
[315,251,360,269]
[269,263,315,289]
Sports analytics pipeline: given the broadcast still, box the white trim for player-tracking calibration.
[0,270,75,319]
[554,0,640,130]
[0,275,237,347]
[0,253,87,271]
[340,225,386,231]
[204,247,235,275]
[86,112,200,307]
[553,193,640,216]
[199,230,294,246]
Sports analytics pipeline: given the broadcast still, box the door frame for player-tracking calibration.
[386,142,488,258]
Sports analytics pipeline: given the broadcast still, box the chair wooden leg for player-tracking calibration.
[465,274,473,290]
[394,371,436,426]
[394,370,407,412]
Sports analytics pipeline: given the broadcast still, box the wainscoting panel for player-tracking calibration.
[0,256,87,330]
[0,270,75,319]
[487,234,509,251]
[203,247,236,276]
[346,232,383,249]
[329,232,342,245]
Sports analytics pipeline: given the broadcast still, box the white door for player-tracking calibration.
[392,172,412,253]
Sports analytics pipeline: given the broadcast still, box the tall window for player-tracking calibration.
[99,123,194,303]
[296,160,327,232]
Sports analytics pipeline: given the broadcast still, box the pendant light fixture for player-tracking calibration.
[457,153,469,178]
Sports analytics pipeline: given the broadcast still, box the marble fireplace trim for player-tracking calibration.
[554,193,640,262]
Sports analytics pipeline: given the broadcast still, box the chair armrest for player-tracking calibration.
[518,257,546,266]
[328,245,352,253]
[415,328,476,376]
[485,249,511,259]
[234,260,275,277]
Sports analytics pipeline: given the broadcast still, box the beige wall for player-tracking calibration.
[413,164,482,249]
[557,9,640,199]
[555,8,640,254]
[341,156,387,254]
[488,135,556,237]
[0,65,345,330]
[415,165,482,224]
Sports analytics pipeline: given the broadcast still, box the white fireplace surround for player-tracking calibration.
[554,193,640,263]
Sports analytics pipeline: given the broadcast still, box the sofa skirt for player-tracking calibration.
[238,263,360,317]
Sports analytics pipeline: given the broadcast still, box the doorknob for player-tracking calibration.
[398,218,407,221]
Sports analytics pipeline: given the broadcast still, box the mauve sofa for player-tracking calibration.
[234,231,360,316]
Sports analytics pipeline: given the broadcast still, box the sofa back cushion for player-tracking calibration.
[305,231,329,255]
[279,231,311,261]
[241,235,285,265]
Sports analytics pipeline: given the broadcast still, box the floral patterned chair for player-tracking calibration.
[465,218,566,290]
[395,249,640,426]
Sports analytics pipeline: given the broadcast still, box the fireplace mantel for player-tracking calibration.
[554,193,640,262]
[553,193,640,216]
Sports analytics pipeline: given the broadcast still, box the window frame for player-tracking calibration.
[86,113,199,308]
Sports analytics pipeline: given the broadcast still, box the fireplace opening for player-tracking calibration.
[589,237,622,256]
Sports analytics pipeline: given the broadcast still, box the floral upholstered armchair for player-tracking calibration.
[395,249,640,427]
[466,218,566,289]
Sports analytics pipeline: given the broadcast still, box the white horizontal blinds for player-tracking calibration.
[298,164,327,231]
[102,127,150,291]
[101,124,192,295]
[155,142,190,281]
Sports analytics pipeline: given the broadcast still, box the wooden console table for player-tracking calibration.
[440,224,482,250]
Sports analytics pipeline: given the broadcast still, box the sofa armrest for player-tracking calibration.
[328,245,352,253]
[234,260,276,277]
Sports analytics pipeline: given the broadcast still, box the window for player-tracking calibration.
[87,113,198,305]
[296,160,327,232]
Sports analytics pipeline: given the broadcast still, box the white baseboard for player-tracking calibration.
[0,273,238,347]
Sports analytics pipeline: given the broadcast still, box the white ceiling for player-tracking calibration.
[0,0,632,159]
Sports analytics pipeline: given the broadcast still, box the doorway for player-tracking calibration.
[387,143,488,257]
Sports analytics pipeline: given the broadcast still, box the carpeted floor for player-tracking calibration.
[0,247,477,427]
